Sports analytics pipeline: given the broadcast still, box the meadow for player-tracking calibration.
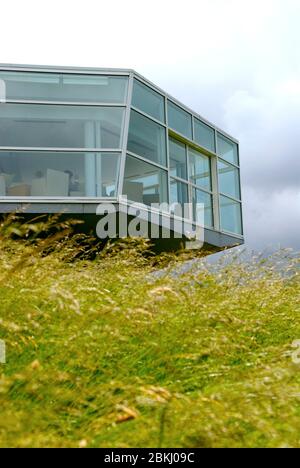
[0,216,299,448]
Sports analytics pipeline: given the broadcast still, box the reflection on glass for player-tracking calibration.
[220,195,242,234]
[95,153,121,197]
[167,101,192,139]
[169,137,187,180]
[170,178,189,217]
[0,104,124,149]
[192,188,213,228]
[194,119,215,152]
[189,148,211,190]
[218,160,240,199]
[123,154,168,206]
[217,133,239,165]
[0,71,128,103]
[132,79,165,122]
[0,151,120,197]
[127,110,166,166]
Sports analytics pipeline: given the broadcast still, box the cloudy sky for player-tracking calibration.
[1,0,299,250]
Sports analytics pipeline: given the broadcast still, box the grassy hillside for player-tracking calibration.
[0,217,299,448]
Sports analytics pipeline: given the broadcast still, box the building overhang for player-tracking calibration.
[0,199,244,252]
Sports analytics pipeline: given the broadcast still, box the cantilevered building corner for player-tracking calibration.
[0,64,243,252]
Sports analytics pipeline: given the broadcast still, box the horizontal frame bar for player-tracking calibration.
[0,64,132,75]
[130,105,167,127]
[219,193,242,204]
[170,175,213,195]
[126,150,168,171]
[0,100,127,107]
[168,129,218,158]
[217,155,240,170]
[0,147,123,153]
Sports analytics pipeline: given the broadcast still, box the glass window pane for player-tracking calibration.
[192,188,213,228]
[0,151,120,197]
[194,119,215,152]
[169,137,187,180]
[189,148,211,191]
[127,110,166,166]
[0,71,128,103]
[123,154,168,206]
[220,195,242,234]
[218,160,241,199]
[167,101,192,139]
[217,133,239,165]
[170,178,189,217]
[96,153,120,197]
[0,104,124,149]
[132,79,165,122]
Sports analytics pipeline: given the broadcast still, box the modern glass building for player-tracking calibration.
[0,64,243,251]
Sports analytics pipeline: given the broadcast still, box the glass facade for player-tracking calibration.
[218,159,240,199]
[189,148,211,191]
[217,133,239,165]
[0,65,243,240]
[220,195,242,235]
[194,119,215,152]
[127,110,166,166]
[167,101,192,139]
[193,188,214,228]
[0,71,128,103]
[0,151,120,197]
[0,104,124,149]
[132,79,165,122]
[170,178,189,215]
[169,137,187,180]
[166,139,214,228]
[123,155,168,206]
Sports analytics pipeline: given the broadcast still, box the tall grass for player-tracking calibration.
[0,217,299,448]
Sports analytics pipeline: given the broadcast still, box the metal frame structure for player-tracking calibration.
[0,63,244,249]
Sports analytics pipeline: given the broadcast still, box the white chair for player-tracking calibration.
[46,169,69,197]
[31,170,69,197]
